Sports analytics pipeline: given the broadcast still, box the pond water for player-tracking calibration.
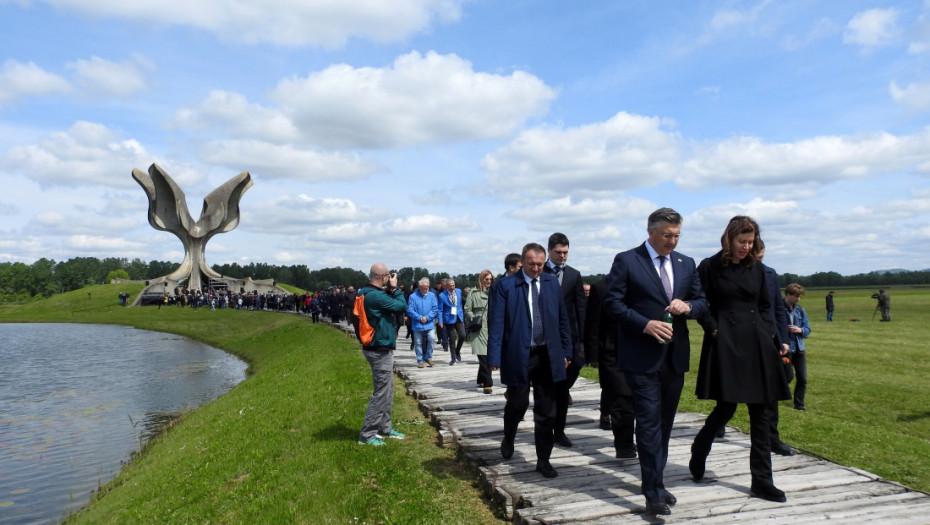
[0,323,248,524]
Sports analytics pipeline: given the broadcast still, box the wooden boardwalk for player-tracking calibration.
[336,322,930,523]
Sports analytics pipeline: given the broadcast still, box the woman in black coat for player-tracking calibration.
[689,216,791,503]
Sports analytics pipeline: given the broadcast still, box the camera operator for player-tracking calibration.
[871,289,891,322]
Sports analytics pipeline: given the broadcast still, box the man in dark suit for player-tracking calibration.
[544,232,586,448]
[585,277,636,459]
[488,242,573,478]
[758,241,794,456]
[605,208,707,516]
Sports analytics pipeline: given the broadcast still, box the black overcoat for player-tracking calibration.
[695,251,791,404]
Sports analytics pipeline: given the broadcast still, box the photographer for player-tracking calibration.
[871,289,891,322]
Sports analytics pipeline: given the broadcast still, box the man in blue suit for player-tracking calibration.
[605,208,707,516]
[438,279,465,365]
[488,242,573,478]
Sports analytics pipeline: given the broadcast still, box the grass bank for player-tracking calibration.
[1,284,503,524]
[582,286,930,493]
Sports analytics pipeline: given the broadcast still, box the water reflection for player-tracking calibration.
[0,323,247,524]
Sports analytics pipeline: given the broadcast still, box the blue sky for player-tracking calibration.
[1,0,929,278]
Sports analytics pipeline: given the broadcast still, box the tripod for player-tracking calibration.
[871,303,880,321]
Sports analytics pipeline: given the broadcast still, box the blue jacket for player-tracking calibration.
[438,288,464,324]
[406,290,439,331]
[786,302,810,353]
[763,264,789,348]
[487,271,573,387]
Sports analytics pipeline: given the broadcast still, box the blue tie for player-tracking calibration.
[531,278,544,345]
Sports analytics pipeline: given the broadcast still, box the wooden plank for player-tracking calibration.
[363,323,930,524]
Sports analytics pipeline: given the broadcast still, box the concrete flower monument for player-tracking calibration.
[130,163,283,305]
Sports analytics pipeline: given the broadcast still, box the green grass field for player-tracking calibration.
[1,285,927,524]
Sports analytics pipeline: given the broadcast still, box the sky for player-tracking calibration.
[1,0,929,279]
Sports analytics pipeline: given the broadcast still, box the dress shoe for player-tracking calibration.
[750,482,787,503]
[483,387,493,395]
[599,414,611,430]
[715,426,726,438]
[567,393,573,405]
[426,360,434,367]
[535,461,558,478]
[689,454,706,481]
[417,362,425,368]
[644,498,671,516]
[663,491,677,506]
[500,437,514,460]
[615,447,637,459]
[771,441,796,456]
[449,359,456,366]
[554,433,573,447]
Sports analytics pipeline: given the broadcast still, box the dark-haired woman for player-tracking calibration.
[689,216,791,503]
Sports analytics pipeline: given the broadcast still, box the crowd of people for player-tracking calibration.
[121,208,823,516]
[352,207,821,517]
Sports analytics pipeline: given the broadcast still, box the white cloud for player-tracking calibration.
[198,140,380,182]
[172,90,300,143]
[28,0,465,48]
[890,80,930,111]
[0,59,71,105]
[65,55,152,98]
[482,112,681,197]
[0,121,154,188]
[844,8,900,49]
[66,234,145,252]
[679,130,930,190]
[509,195,656,232]
[269,51,556,148]
[245,194,391,234]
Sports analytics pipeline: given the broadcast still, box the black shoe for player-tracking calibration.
[715,426,726,438]
[664,491,677,506]
[535,461,558,478]
[554,433,573,447]
[645,498,671,516]
[771,441,796,456]
[794,406,805,411]
[500,437,514,460]
[689,454,706,481]
[750,482,787,503]
[615,447,637,459]
[567,393,573,405]
[599,414,611,430]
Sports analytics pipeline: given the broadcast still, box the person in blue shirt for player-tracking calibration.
[785,283,812,411]
[438,279,466,365]
[407,277,439,368]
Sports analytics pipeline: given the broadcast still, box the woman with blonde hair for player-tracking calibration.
[465,269,495,394]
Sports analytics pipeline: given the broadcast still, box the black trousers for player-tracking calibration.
[598,346,634,450]
[444,322,465,359]
[476,354,493,387]
[503,347,558,463]
[625,353,684,501]
[692,401,774,485]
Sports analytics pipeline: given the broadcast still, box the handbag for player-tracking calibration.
[465,315,483,333]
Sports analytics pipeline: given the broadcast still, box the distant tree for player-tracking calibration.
[106,269,131,283]
[126,258,148,280]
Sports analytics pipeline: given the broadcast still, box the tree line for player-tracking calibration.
[2,257,928,302]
